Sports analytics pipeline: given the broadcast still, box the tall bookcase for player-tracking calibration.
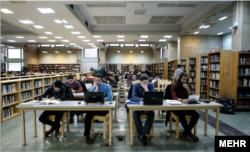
[180,59,187,73]
[121,64,129,72]
[196,55,208,99]
[232,52,250,110]
[38,64,81,72]
[186,57,196,94]
[73,64,81,72]
[146,64,153,72]
[171,60,178,82]
[106,64,117,72]
[28,64,40,72]
[133,64,142,71]
[207,50,233,102]
[167,61,171,80]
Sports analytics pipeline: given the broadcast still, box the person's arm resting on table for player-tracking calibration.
[132,84,143,101]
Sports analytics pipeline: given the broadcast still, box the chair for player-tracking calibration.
[157,80,172,118]
[168,112,198,138]
[132,80,140,85]
[42,112,70,138]
[91,113,111,139]
[132,114,154,137]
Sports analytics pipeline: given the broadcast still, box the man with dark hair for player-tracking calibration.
[131,74,155,145]
[127,74,137,87]
[83,73,113,144]
[97,64,112,77]
[39,80,66,137]
[125,71,132,79]
[173,64,184,82]
[82,74,93,84]
[152,73,161,88]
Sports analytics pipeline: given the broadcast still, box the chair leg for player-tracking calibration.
[161,112,164,119]
[151,121,154,137]
[194,123,197,136]
[66,113,70,132]
[42,123,46,137]
[176,124,179,139]
[158,110,160,115]
[91,119,94,131]
[127,113,130,124]
[103,121,106,139]
[61,121,64,138]
[168,116,173,132]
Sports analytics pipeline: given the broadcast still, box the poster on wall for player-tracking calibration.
[211,48,216,52]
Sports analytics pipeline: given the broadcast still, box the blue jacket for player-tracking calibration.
[131,82,154,101]
[39,85,66,101]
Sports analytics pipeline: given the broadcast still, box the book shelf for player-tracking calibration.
[167,61,171,80]
[196,55,208,99]
[28,64,40,72]
[121,64,129,72]
[207,50,233,102]
[107,64,117,72]
[73,64,81,72]
[146,64,153,72]
[158,62,165,79]
[232,52,250,110]
[186,57,196,94]
[1,63,6,71]
[163,62,168,79]
[171,60,178,81]
[179,59,187,73]
[133,64,141,71]
[38,64,81,72]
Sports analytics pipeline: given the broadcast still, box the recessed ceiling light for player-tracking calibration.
[118,39,124,41]
[164,35,172,38]
[7,40,16,42]
[140,35,148,38]
[97,39,104,42]
[62,20,68,23]
[141,51,144,53]
[39,36,48,39]
[1,9,14,14]
[194,31,199,34]
[120,44,124,47]
[62,40,70,42]
[135,44,139,47]
[42,51,48,53]
[1,44,5,46]
[54,20,62,23]
[69,43,76,45]
[117,51,120,53]
[15,36,24,38]
[54,36,63,39]
[77,36,86,38]
[37,8,55,14]
[48,40,56,42]
[28,40,36,42]
[93,36,101,38]
[229,27,232,29]
[55,51,59,53]
[74,45,79,47]
[83,40,90,42]
[159,39,167,42]
[44,32,53,35]
[138,39,145,42]
[64,25,74,29]
[204,25,210,28]
[199,25,205,29]
[130,51,133,53]
[33,25,44,29]
[117,35,125,38]
[19,20,34,24]
[87,43,94,45]
[71,32,81,34]
[67,51,72,53]
[217,32,223,35]
[218,16,228,20]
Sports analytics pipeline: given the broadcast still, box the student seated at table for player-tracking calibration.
[131,74,155,145]
[125,71,132,79]
[152,73,161,88]
[83,74,113,144]
[82,74,93,84]
[171,72,199,142]
[126,74,137,87]
[39,80,66,137]
[65,74,85,123]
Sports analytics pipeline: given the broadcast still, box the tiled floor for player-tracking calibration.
[1,92,250,152]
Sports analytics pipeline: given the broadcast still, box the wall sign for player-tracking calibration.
[211,48,216,52]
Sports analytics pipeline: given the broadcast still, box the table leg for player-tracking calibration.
[204,109,208,136]
[21,110,26,145]
[33,110,37,137]
[109,109,113,146]
[215,108,220,136]
[129,109,133,145]
[115,96,117,123]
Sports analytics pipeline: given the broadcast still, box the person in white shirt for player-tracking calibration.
[173,65,184,82]
[152,74,161,88]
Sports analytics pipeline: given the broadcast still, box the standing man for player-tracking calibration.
[97,64,112,77]
[173,64,184,82]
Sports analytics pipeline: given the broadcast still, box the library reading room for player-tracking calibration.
[1,1,250,152]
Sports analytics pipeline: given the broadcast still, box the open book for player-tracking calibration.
[166,100,182,105]
[37,100,60,105]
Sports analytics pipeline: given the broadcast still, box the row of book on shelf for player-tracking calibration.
[21,91,32,101]
[201,58,208,63]
[200,94,206,99]
[190,59,196,64]
[190,84,195,89]
[34,80,42,87]
[2,107,12,119]
[201,86,207,92]
[209,64,220,70]
[238,68,250,75]
[237,101,250,107]
[201,72,207,78]
[238,90,250,97]
[210,72,220,79]
[180,66,186,70]
[44,79,50,85]
[189,72,195,76]
[238,79,250,87]
[201,65,208,70]
[201,79,207,85]
[210,55,220,62]
[35,88,43,96]
[239,57,250,64]
[2,84,16,94]
[210,89,219,97]
[190,66,196,70]
[2,95,15,106]
[189,78,196,82]
[210,81,220,88]
[21,82,32,90]
[180,61,186,65]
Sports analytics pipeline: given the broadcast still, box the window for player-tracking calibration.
[85,62,98,72]
[8,49,21,58]
[9,63,21,71]
[85,48,97,58]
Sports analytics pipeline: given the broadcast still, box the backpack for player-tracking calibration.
[62,83,74,100]
[216,98,235,114]
[75,79,88,92]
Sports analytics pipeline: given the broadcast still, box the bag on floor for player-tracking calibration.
[216,98,235,114]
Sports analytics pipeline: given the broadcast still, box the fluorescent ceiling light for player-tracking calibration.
[97,39,103,42]
[48,40,56,42]
[1,44,5,46]
[141,51,144,53]
[66,45,69,47]
[55,51,59,53]
[44,32,53,34]
[1,37,3,38]
[204,25,210,29]
[62,20,68,23]
[130,51,133,53]
[67,51,72,53]
[125,44,134,47]
[159,39,166,42]
[55,44,65,47]
[140,35,148,38]
[199,25,205,29]
[64,25,74,29]
[218,16,228,20]
[39,36,48,39]
[52,45,55,47]
[117,51,120,53]
[118,39,124,41]
[74,45,79,47]
[229,27,232,29]
[77,36,86,38]
[28,40,36,42]
[138,39,145,42]
[8,46,15,48]
[42,51,48,53]
[37,8,55,14]
[140,44,149,47]
[217,32,223,35]
[54,20,62,23]
[33,25,44,29]
[194,31,199,34]
[54,36,63,39]
[117,35,125,38]
[15,36,24,38]
[19,20,34,24]
[164,35,172,38]
[71,32,81,34]
[83,40,90,42]
[62,40,70,42]
[87,43,94,45]
[7,40,16,42]
[135,44,139,47]
[93,36,101,38]
[69,43,76,45]
[120,44,124,47]
[1,8,14,14]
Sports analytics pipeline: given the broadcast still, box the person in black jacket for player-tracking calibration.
[39,80,66,137]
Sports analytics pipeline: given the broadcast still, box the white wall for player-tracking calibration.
[223,34,232,50]
[107,47,153,64]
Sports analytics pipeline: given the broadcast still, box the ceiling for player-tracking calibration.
[1,1,234,49]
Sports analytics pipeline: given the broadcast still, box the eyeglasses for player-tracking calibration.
[94,79,102,82]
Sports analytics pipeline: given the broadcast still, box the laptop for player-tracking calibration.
[84,92,104,104]
[143,92,164,105]
[188,95,200,104]
[110,81,118,88]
